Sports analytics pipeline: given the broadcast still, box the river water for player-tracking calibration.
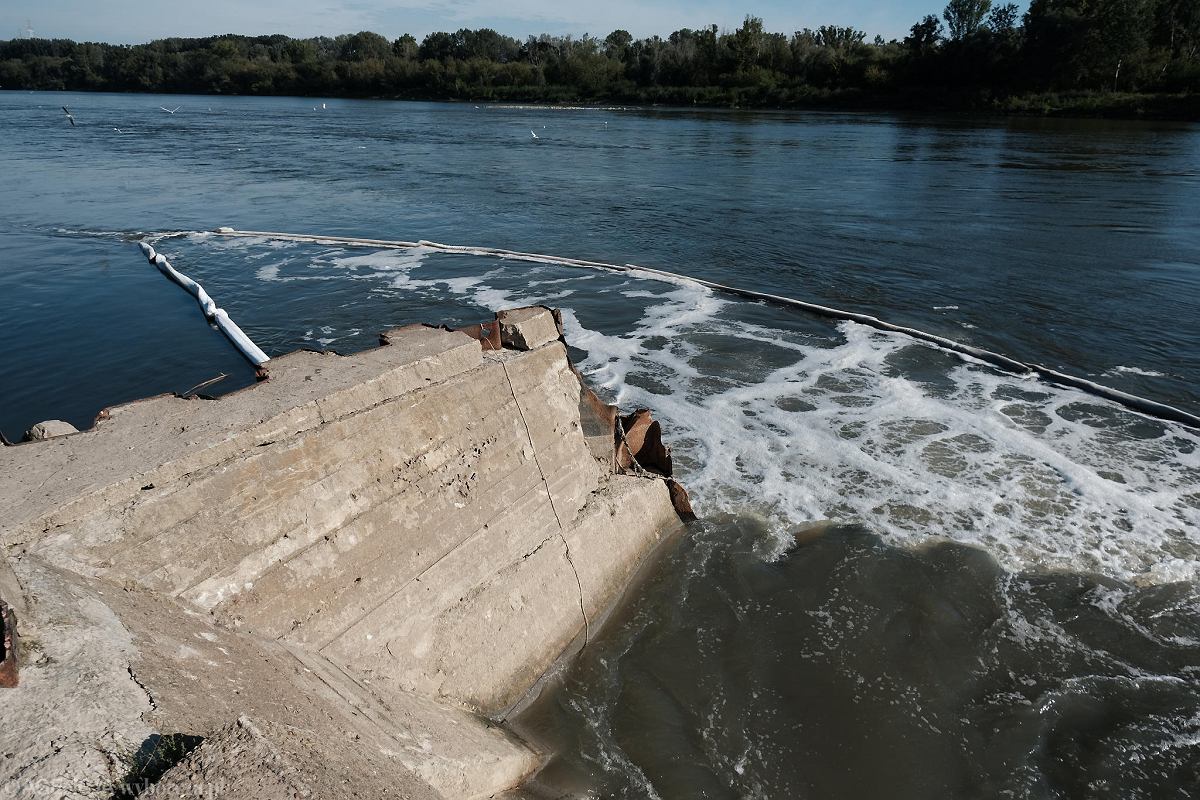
[2,92,1198,797]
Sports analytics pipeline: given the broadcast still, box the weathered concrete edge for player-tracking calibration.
[0,306,693,799]
[497,506,688,725]
[0,327,486,552]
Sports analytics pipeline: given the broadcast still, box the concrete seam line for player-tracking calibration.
[310,481,558,653]
[495,355,590,648]
[209,227,1200,431]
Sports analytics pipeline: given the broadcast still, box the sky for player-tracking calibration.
[1,1,982,46]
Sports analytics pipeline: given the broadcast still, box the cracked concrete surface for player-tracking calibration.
[0,307,686,799]
[495,353,593,647]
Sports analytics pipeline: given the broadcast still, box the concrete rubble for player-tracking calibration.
[0,307,691,800]
[22,419,79,441]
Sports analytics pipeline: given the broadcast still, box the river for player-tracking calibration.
[2,91,1198,797]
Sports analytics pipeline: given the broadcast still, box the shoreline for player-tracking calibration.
[5,86,1197,123]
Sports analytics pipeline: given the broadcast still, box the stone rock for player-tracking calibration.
[23,420,79,441]
[498,307,562,351]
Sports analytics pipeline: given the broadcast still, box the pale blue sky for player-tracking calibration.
[3,1,1017,45]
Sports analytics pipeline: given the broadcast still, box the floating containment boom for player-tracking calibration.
[205,227,1200,431]
[137,241,269,367]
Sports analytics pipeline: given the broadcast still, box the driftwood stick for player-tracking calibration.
[179,372,228,398]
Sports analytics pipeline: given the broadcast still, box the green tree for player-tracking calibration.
[815,26,867,50]
[392,34,418,60]
[338,31,390,61]
[733,16,765,70]
[987,2,1021,34]
[0,16,1193,112]
[604,29,633,60]
[906,15,945,53]
[944,0,994,40]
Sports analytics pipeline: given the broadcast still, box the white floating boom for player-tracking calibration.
[137,241,269,367]
[203,226,1200,430]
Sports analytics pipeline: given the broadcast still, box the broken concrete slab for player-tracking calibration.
[0,326,483,551]
[498,307,562,351]
[0,558,155,800]
[0,307,689,798]
[2,552,537,800]
[23,420,79,441]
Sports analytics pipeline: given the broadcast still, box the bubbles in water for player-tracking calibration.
[175,234,1200,584]
[564,290,1200,584]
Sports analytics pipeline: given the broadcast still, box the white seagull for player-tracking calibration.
[530,129,539,139]
[159,106,181,114]
[62,106,75,127]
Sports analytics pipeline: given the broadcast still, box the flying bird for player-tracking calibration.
[159,106,180,114]
[62,106,75,127]
[113,127,124,133]
[530,130,539,139]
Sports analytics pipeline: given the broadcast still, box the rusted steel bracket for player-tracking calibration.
[665,480,696,521]
[0,599,18,688]
[574,377,620,470]
[453,319,503,351]
[615,409,696,521]
[617,409,672,476]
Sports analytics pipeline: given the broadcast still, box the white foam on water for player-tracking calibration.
[189,237,1200,584]
[1086,584,1200,648]
[1106,365,1168,378]
[246,244,435,285]
[255,263,281,282]
[564,301,1200,584]
[176,231,301,251]
[329,248,431,273]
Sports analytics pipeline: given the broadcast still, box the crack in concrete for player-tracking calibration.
[521,533,556,561]
[495,356,590,648]
[126,664,158,713]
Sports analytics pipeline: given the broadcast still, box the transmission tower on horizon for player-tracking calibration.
[25,19,34,38]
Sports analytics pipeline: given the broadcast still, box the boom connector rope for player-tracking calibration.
[202,227,1200,431]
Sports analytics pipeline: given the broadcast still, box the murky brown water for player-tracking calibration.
[514,519,1200,799]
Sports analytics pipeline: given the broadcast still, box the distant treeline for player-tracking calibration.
[2,1,1198,116]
